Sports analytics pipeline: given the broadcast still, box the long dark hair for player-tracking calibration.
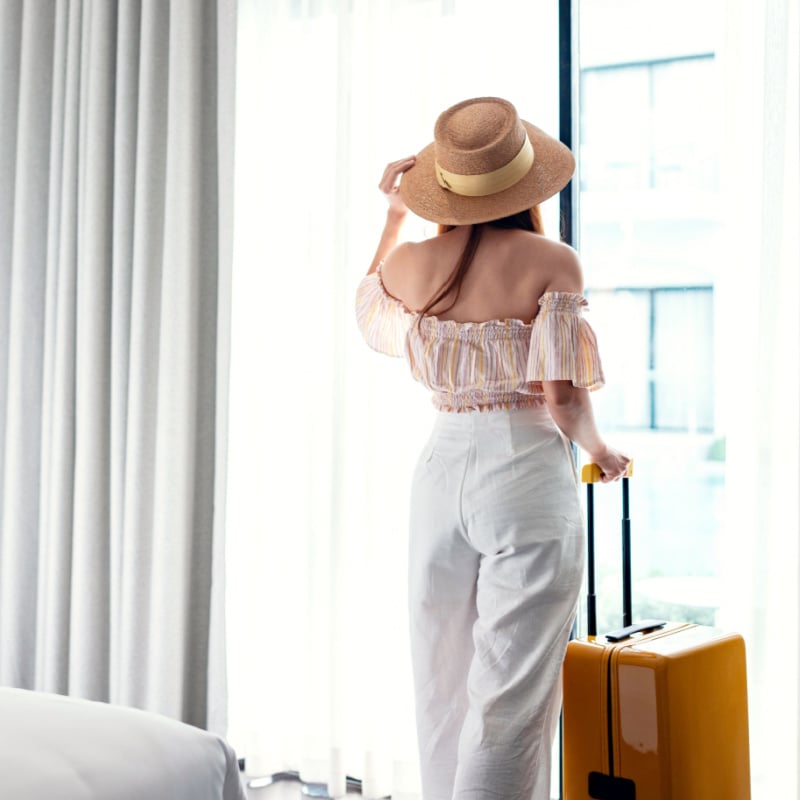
[416,206,545,322]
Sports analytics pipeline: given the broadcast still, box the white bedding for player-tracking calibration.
[0,688,246,800]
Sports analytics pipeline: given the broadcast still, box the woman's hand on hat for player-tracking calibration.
[379,156,415,217]
[366,156,416,273]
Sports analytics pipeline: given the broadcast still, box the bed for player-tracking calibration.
[0,687,247,800]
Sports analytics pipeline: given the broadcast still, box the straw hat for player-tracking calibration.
[399,97,575,226]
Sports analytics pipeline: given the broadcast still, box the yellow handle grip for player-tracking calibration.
[581,460,634,484]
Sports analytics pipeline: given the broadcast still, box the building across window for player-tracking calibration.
[588,286,714,432]
[580,55,717,194]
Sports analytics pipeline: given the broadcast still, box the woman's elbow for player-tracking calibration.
[543,380,586,409]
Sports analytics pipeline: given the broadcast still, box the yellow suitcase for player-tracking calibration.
[561,464,750,799]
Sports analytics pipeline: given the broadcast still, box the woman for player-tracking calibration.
[355,97,629,800]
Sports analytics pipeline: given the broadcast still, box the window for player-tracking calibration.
[578,6,724,636]
[589,286,714,432]
[580,56,718,193]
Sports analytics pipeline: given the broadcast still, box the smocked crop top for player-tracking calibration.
[355,263,605,413]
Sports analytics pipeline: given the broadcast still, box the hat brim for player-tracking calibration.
[398,121,575,226]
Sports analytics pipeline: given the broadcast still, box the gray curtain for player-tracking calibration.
[0,0,235,731]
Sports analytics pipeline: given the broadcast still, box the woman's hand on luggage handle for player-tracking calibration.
[589,446,631,483]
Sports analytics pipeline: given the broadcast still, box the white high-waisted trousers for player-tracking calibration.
[408,405,585,800]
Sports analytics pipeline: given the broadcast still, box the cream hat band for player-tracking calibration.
[435,134,534,198]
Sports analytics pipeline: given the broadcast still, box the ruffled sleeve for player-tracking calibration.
[525,292,605,390]
[355,265,413,358]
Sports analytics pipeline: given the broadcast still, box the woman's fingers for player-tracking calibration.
[379,156,416,193]
[595,451,631,482]
[377,156,416,214]
[384,156,416,174]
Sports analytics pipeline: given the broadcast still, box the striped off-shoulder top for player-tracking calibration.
[355,262,605,413]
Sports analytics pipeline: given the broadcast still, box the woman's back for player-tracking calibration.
[380,225,583,324]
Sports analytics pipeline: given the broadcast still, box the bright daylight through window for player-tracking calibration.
[578,0,724,636]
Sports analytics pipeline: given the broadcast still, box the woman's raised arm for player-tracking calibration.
[367,156,416,274]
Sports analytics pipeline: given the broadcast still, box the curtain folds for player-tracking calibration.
[0,0,235,731]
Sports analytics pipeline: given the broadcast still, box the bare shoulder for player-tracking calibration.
[382,240,429,279]
[381,241,411,270]
[501,232,584,291]
[535,239,584,294]
[379,241,432,307]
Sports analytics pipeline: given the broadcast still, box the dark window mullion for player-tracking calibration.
[559,0,577,248]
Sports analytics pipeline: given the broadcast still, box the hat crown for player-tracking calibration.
[434,98,527,177]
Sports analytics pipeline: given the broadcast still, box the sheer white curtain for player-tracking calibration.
[226,1,560,796]
[0,0,236,730]
[717,0,800,796]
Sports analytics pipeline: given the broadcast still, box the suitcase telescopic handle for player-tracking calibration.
[581,461,635,637]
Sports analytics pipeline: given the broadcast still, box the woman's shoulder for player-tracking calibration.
[379,240,443,312]
[509,230,579,262]
[494,231,584,292]
[535,238,584,294]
